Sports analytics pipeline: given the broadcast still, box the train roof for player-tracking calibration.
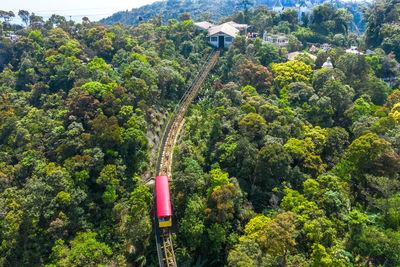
[156,175,172,217]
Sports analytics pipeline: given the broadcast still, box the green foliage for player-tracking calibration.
[130,52,148,64]
[130,185,152,216]
[207,168,229,197]
[48,231,113,266]
[238,113,266,140]
[310,4,353,36]
[2,3,400,266]
[345,132,392,176]
[271,60,313,90]
[237,60,273,94]
[28,30,43,42]
[241,85,258,96]
[295,53,316,69]
[364,0,400,60]
[256,42,280,67]
[56,191,71,205]
[88,56,111,72]
[59,41,82,57]
[0,8,212,267]
[82,81,114,99]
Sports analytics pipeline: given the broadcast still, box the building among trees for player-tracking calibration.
[288,51,317,61]
[207,23,238,48]
[263,33,289,47]
[320,43,332,51]
[200,21,247,49]
[346,46,362,54]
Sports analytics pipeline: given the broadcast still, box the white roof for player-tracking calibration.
[208,23,239,37]
[346,46,362,54]
[195,21,214,30]
[226,21,248,30]
[288,52,317,61]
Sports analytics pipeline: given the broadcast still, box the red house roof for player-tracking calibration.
[156,175,172,217]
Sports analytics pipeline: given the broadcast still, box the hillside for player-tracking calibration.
[100,0,369,31]
[1,0,400,266]
[100,0,239,26]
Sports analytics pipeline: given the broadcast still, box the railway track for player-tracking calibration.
[154,49,220,267]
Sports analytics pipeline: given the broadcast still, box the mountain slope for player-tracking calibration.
[100,0,238,26]
[100,0,369,28]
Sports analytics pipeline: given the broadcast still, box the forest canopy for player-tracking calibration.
[0,0,400,266]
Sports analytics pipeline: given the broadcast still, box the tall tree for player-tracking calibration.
[18,10,29,27]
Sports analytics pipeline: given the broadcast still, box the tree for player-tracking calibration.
[365,175,400,227]
[128,184,152,249]
[197,12,211,22]
[319,79,354,123]
[287,82,314,106]
[90,114,121,150]
[29,13,44,28]
[310,4,352,36]
[304,174,350,217]
[228,239,262,267]
[295,53,316,69]
[179,195,206,251]
[294,27,316,43]
[28,30,43,42]
[345,132,392,178]
[179,13,191,21]
[92,37,114,60]
[280,8,298,30]
[255,42,280,67]
[271,60,313,91]
[310,243,334,267]
[254,143,292,191]
[238,113,266,141]
[237,60,273,94]
[120,127,149,174]
[48,231,113,266]
[332,33,347,46]
[381,29,400,61]
[284,132,327,177]
[259,212,297,265]
[66,88,99,125]
[18,10,29,27]
[322,127,349,167]
[364,0,400,51]
[0,10,15,23]
[207,168,229,197]
[349,225,400,265]
[206,184,238,223]
[156,64,184,98]
[82,81,114,99]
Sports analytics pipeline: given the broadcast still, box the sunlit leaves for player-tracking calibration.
[271,60,313,90]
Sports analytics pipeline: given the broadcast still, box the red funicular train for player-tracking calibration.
[156,175,172,228]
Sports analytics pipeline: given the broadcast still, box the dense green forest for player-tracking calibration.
[100,0,369,32]
[1,0,400,266]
